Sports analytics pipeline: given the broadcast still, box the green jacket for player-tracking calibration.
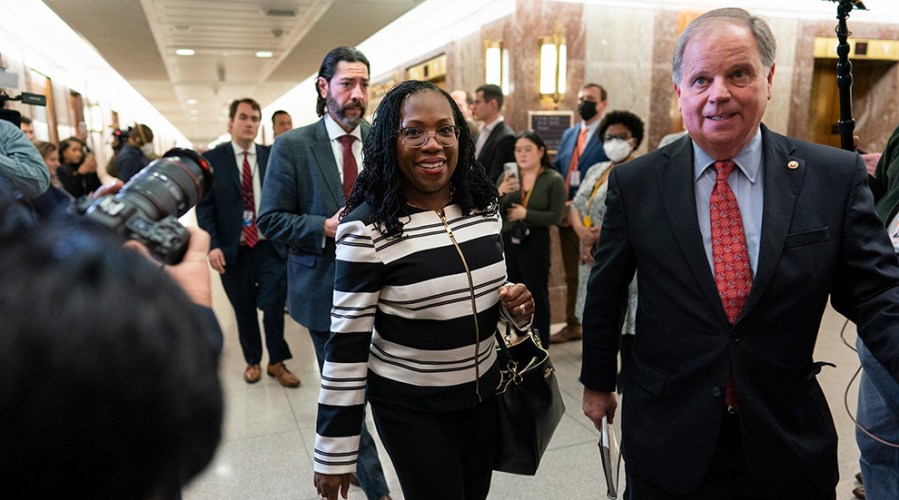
[497,167,567,232]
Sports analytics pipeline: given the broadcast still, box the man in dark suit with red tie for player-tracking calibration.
[581,8,899,499]
[196,98,296,388]
[258,47,392,500]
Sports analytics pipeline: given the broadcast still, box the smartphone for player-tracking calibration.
[502,162,518,180]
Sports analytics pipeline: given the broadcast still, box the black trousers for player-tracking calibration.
[557,223,581,326]
[370,396,497,500]
[220,241,289,365]
[624,413,836,500]
[503,227,551,346]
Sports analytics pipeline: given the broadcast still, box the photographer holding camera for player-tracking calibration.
[0,117,49,200]
[0,158,223,498]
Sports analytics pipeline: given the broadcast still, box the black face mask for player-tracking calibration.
[578,100,598,121]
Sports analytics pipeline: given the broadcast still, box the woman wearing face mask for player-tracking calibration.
[56,137,102,198]
[497,131,566,346]
[570,110,644,381]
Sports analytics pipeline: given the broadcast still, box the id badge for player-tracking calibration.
[243,210,255,227]
[569,169,581,187]
[583,215,592,227]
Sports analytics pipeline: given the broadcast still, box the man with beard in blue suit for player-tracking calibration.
[258,47,392,500]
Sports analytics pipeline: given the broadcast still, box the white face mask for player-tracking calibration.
[139,143,154,156]
[603,139,632,163]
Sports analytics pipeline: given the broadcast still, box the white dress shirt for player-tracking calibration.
[232,140,265,242]
[324,114,364,182]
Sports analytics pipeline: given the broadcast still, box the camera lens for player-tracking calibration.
[73,147,213,264]
[120,148,213,220]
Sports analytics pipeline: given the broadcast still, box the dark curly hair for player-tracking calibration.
[598,110,645,150]
[315,46,370,117]
[344,80,498,238]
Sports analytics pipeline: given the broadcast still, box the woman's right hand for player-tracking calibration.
[314,472,351,500]
[78,153,97,174]
[498,173,520,196]
[580,242,595,264]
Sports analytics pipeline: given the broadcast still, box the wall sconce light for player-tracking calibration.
[538,26,567,104]
[484,41,510,95]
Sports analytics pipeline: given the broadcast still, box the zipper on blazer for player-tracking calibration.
[436,208,483,403]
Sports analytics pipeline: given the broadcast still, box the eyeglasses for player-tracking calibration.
[398,125,461,148]
[603,133,632,142]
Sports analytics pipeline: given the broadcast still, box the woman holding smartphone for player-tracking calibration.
[497,131,566,346]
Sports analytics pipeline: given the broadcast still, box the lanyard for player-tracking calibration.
[584,165,613,214]
[520,168,544,208]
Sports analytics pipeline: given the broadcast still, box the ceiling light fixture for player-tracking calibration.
[255,51,274,58]
[186,98,199,105]
[175,48,196,56]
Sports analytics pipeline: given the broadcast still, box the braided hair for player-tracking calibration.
[344,80,498,238]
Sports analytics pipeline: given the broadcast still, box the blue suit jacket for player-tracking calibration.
[581,125,899,497]
[258,119,370,332]
[553,123,608,199]
[196,142,284,264]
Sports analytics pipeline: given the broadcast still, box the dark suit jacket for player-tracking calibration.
[476,120,516,183]
[553,123,608,199]
[581,125,899,497]
[257,119,369,332]
[196,142,284,264]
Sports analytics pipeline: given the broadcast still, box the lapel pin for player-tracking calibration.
[787,160,799,170]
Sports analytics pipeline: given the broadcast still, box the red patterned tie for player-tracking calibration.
[338,135,358,198]
[710,160,752,411]
[241,150,258,248]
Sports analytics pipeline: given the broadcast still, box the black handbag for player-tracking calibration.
[493,325,566,475]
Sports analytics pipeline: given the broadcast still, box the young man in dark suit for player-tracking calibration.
[581,8,899,499]
[471,83,516,183]
[257,47,392,500]
[196,98,295,388]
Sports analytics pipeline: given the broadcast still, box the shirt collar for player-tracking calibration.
[481,116,504,132]
[324,113,363,142]
[582,117,602,137]
[231,140,256,157]
[692,128,763,183]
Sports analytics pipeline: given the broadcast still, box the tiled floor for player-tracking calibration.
[184,280,867,499]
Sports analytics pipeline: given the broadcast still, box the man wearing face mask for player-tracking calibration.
[550,83,609,344]
[117,123,154,183]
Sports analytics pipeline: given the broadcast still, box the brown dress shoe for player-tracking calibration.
[244,364,261,384]
[550,324,583,344]
[853,486,866,499]
[267,362,300,388]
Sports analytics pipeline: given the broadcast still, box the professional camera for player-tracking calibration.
[0,90,47,126]
[73,148,213,265]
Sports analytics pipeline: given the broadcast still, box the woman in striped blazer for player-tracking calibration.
[313,80,534,500]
